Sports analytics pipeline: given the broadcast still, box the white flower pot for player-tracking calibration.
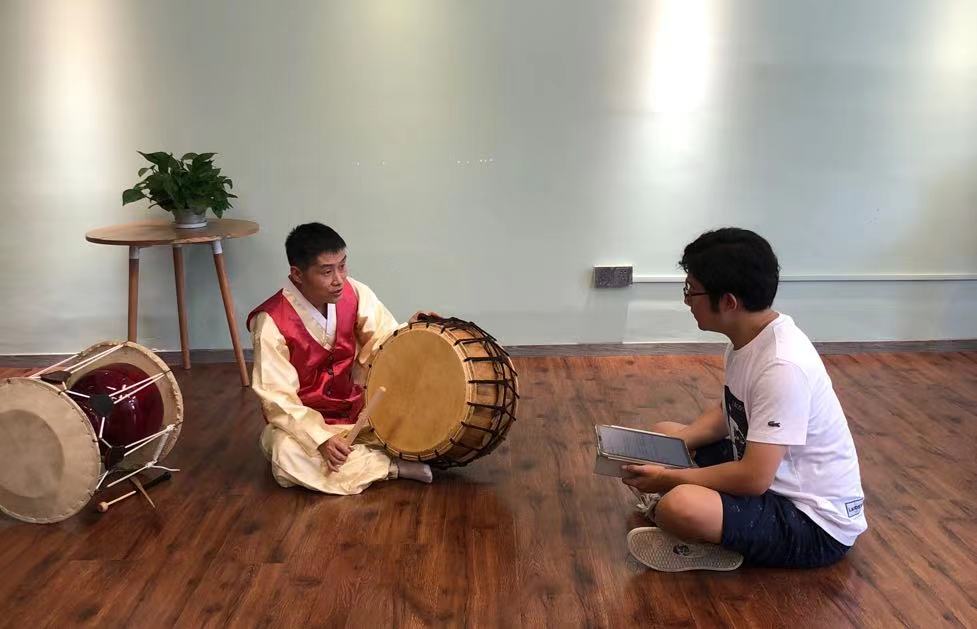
[172,208,208,229]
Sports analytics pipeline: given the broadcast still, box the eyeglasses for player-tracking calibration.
[683,283,708,299]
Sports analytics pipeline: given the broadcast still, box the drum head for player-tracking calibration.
[66,341,183,470]
[367,327,469,454]
[0,378,101,523]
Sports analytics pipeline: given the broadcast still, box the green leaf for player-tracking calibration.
[137,167,151,177]
[181,152,198,161]
[138,151,173,169]
[122,188,145,205]
[162,178,180,204]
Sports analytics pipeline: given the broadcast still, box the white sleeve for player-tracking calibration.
[746,361,811,446]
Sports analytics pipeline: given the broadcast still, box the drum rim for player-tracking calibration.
[0,377,102,524]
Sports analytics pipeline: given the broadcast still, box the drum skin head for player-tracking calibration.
[367,327,469,454]
[0,378,101,523]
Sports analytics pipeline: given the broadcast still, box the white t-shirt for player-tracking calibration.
[723,314,867,546]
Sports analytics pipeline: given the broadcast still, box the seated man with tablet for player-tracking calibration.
[610,228,867,573]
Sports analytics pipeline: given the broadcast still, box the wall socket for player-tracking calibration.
[593,265,633,288]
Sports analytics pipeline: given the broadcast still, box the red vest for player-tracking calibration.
[247,280,363,424]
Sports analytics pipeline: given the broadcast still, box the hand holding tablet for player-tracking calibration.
[594,424,693,477]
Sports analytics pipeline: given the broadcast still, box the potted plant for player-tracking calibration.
[122,151,237,228]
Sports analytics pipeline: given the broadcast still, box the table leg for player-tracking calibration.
[128,246,139,342]
[172,245,191,369]
[211,240,250,387]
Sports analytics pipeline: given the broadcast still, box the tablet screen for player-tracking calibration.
[598,425,692,468]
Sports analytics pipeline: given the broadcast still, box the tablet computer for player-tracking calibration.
[594,424,693,477]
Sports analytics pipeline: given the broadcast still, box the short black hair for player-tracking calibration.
[679,227,780,311]
[285,223,347,269]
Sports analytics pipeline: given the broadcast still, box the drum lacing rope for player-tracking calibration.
[62,372,168,406]
[97,423,180,490]
[110,372,169,403]
[29,343,125,379]
[30,345,170,405]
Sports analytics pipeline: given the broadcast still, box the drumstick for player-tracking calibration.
[344,386,387,445]
[96,472,172,513]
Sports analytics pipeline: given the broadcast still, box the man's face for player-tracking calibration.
[290,249,348,307]
[683,275,717,331]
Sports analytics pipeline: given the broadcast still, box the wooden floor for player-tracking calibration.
[2,352,976,628]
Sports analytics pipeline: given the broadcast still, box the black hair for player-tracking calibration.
[679,227,780,311]
[285,223,347,269]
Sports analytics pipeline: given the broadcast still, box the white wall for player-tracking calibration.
[1,0,975,354]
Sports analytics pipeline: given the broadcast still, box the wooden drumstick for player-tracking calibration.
[344,386,387,445]
[96,472,172,513]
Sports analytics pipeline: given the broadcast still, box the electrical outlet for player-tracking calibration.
[593,265,633,288]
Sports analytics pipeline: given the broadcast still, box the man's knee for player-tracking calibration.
[657,485,701,521]
[656,484,721,540]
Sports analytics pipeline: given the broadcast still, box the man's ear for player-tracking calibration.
[288,266,303,286]
[720,292,739,312]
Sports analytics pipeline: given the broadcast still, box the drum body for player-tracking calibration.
[65,341,182,470]
[365,318,517,468]
[0,341,182,523]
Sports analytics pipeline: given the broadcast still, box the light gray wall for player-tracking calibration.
[2,0,976,355]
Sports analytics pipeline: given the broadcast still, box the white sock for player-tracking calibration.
[391,460,433,484]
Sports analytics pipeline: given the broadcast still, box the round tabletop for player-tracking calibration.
[85,218,259,246]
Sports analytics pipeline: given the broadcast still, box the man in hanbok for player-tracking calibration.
[248,222,434,495]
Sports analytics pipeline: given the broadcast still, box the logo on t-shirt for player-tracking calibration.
[845,498,864,518]
[767,420,781,427]
[724,386,749,460]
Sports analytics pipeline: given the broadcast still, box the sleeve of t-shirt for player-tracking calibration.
[746,360,811,446]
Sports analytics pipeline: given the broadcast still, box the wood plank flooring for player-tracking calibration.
[1,352,976,627]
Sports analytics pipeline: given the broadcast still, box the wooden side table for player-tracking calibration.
[85,218,259,387]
